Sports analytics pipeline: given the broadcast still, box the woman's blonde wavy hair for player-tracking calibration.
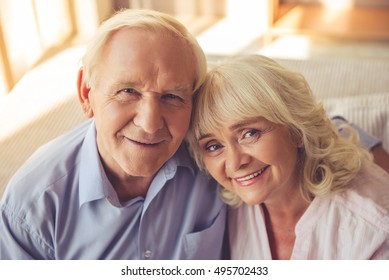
[187,55,372,207]
[81,9,207,92]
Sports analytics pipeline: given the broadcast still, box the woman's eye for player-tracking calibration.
[241,129,262,143]
[205,143,222,152]
[243,129,259,138]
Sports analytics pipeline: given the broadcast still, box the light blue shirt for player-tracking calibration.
[331,116,382,150]
[0,120,227,259]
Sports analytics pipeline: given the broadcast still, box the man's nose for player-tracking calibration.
[133,97,164,134]
[225,145,250,173]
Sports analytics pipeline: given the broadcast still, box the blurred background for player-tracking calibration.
[1,0,389,195]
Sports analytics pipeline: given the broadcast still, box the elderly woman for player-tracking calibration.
[188,55,389,259]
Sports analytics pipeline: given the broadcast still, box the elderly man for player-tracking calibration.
[0,9,226,259]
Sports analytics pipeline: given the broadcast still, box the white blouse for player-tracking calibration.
[228,164,389,259]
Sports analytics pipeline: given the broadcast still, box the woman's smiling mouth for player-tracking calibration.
[234,165,270,185]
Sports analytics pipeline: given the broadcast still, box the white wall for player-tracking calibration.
[281,0,389,7]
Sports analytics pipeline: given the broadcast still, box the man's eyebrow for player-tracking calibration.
[165,85,192,93]
[111,81,141,89]
[112,81,192,93]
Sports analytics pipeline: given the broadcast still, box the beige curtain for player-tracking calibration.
[0,0,117,96]
[0,0,270,96]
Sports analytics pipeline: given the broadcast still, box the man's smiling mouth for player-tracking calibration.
[125,135,168,146]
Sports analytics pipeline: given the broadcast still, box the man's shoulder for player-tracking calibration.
[3,120,92,203]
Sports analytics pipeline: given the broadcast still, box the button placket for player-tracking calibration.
[144,250,152,259]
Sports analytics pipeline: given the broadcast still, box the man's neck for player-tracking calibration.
[110,174,154,202]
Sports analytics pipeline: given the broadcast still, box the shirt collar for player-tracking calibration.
[79,120,111,207]
[78,121,196,208]
[140,142,196,212]
[164,141,196,179]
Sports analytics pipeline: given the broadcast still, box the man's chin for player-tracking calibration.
[120,149,175,176]
[123,161,166,178]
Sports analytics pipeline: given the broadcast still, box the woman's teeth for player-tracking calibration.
[236,166,268,182]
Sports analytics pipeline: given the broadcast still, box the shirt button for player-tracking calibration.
[144,250,152,259]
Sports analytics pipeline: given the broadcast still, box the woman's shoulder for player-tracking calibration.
[333,164,389,232]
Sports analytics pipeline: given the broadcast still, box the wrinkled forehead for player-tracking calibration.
[104,27,195,60]
[97,28,197,89]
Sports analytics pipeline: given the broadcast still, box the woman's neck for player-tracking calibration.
[261,193,310,260]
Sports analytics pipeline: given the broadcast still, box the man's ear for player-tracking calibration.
[77,67,94,118]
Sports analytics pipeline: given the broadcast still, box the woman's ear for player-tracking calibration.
[296,136,304,148]
[291,128,304,148]
[77,67,94,118]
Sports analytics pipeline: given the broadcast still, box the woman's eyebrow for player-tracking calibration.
[198,119,265,140]
[229,119,259,131]
[198,133,213,141]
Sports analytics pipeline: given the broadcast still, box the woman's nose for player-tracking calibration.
[225,145,250,173]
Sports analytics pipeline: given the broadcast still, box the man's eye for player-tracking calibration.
[163,93,184,102]
[122,88,137,94]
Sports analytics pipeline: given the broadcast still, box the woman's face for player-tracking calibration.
[198,117,302,206]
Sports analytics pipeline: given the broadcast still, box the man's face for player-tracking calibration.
[84,28,196,181]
